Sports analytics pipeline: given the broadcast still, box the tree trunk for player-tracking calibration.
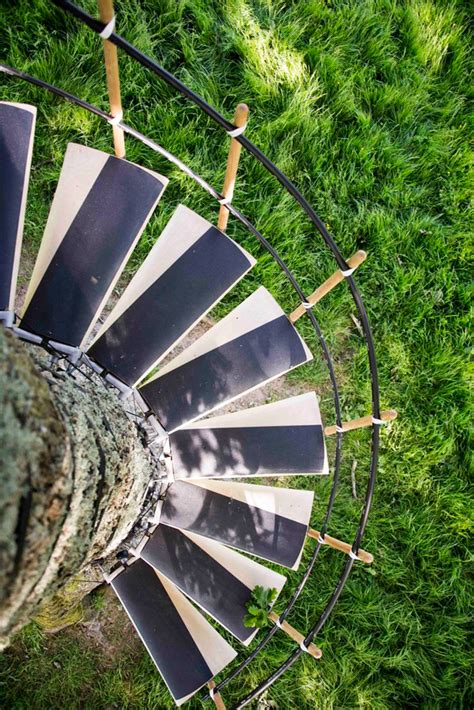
[0,327,157,647]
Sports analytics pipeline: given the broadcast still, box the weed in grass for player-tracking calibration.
[89,587,107,612]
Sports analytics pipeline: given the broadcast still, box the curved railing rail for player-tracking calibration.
[1,2,382,705]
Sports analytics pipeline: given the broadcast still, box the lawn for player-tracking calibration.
[0,0,472,708]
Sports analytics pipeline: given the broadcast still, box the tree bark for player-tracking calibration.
[0,327,156,647]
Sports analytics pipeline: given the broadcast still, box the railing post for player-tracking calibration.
[268,611,322,659]
[289,250,367,323]
[217,103,249,232]
[208,680,226,709]
[324,409,398,436]
[98,0,125,158]
[307,529,374,564]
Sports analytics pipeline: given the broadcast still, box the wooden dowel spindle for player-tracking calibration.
[208,681,226,710]
[289,250,367,323]
[98,0,125,158]
[324,409,398,437]
[217,103,249,232]
[268,611,322,659]
[307,529,374,564]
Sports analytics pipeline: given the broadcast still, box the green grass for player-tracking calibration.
[0,0,472,708]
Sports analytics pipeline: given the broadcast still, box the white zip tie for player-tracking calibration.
[99,15,116,39]
[302,301,313,310]
[349,550,359,560]
[219,195,231,205]
[209,686,215,699]
[108,110,123,125]
[341,266,355,277]
[318,535,325,545]
[300,639,309,653]
[372,416,385,425]
[227,122,247,138]
[274,616,283,628]
[335,425,344,433]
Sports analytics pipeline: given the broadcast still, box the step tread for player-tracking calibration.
[0,101,36,311]
[88,204,254,386]
[139,525,285,644]
[110,557,236,706]
[169,393,328,479]
[139,287,312,432]
[22,143,167,346]
[160,479,314,570]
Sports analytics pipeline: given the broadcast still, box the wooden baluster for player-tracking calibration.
[268,611,322,659]
[208,680,226,709]
[289,250,367,323]
[307,529,374,564]
[217,103,249,232]
[98,0,126,158]
[324,409,397,436]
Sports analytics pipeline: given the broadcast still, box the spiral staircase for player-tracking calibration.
[0,2,396,707]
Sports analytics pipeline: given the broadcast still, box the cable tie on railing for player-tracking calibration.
[108,110,123,125]
[219,195,231,205]
[300,640,309,653]
[349,549,359,560]
[335,425,344,433]
[318,535,326,545]
[302,301,313,310]
[227,122,247,138]
[372,417,385,425]
[274,616,283,628]
[209,686,216,699]
[341,266,355,277]
[99,15,116,39]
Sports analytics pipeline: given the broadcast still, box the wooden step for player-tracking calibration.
[136,525,286,644]
[0,101,36,316]
[88,204,255,386]
[169,392,328,480]
[139,286,313,432]
[110,557,236,706]
[22,143,167,347]
[160,479,314,570]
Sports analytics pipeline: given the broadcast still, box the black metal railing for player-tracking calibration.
[1,2,382,705]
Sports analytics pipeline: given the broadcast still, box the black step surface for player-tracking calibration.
[140,315,309,431]
[88,220,253,386]
[111,558,213,704]
[160,481,309,569]
[0,102,35,311]
[141,525,254,642]
[22,147,165,346]
[170,424,325,480]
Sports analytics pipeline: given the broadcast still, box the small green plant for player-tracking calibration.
[89,586,107,612]
[243,586,278,628]
[18,621,45,655]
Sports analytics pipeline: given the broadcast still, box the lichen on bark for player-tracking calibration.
[0,328,157,646]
